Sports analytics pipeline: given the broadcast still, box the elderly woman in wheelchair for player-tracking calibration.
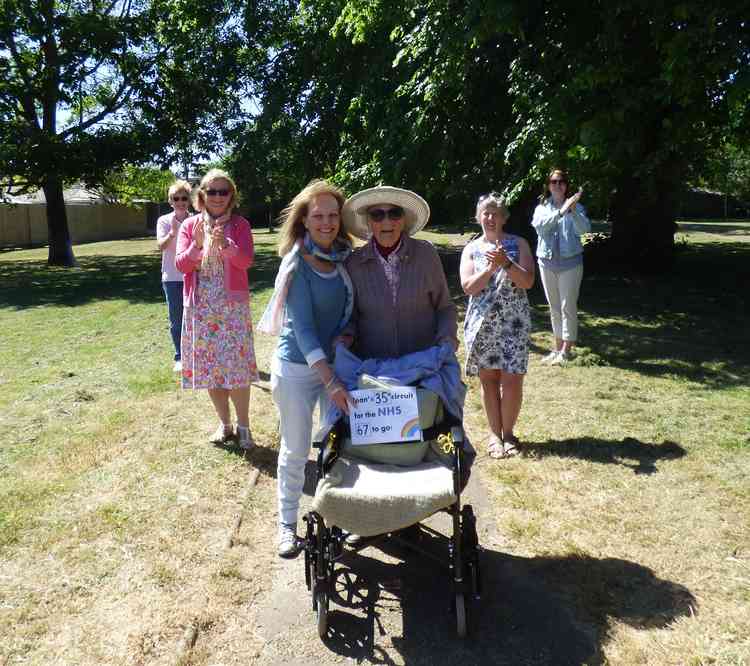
[301,186,480,638]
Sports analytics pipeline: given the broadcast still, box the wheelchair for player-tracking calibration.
[301,385,482,639]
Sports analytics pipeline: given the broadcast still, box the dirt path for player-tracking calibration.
[192,447,602,666]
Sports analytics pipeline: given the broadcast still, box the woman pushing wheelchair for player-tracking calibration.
[302,187,480,638]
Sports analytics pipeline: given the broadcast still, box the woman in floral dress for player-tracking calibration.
[460,193,535,458]
[176,169,259,449]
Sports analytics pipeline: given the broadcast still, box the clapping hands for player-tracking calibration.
[209,224,227,249]
[485,244,509,272]
[561,188,583,216]
[193,221,205,248]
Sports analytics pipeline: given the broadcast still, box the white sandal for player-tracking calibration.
[209,423,234,445]
[488,435,505,459]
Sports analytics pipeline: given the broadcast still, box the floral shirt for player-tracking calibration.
[375,239,403,306]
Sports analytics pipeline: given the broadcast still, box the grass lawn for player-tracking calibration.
[1,221,748,665]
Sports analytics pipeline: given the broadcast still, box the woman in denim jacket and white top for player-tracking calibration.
[532,168,591,365]
[258,180,354,559]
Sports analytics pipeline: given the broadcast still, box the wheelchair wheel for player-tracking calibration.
[316,590,329,638]
[333,569,374,608]
[304,515,316,607]
[467,556,481,600]
[461,504,482,599]
[308,558,318,610]
[455,592,467,638]
[461,505,478,550]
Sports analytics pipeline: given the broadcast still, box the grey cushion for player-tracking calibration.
[312,458,456,536]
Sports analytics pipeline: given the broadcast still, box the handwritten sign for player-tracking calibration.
[349,387,421,446]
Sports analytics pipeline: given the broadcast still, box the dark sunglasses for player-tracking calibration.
[549,179,567,185]
[205,188,230,196]
[368,206,404,222]
[171,195,189,202]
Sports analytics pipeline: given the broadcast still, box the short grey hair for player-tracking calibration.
[475,191,510,222]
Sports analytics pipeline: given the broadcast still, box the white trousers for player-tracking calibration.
[271,370,329,526]
[538,263,584,343]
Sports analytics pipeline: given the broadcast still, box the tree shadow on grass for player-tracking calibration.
[522,437,686,475]
[0,247,282,310]
[573,241,749,389]
[318,541,695,666]
[441,239,750,390]
[0,254,164,309]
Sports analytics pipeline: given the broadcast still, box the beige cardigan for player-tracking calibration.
[344,236,458,359]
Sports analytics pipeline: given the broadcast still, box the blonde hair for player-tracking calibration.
[167,179,192,200]
[475,191,510,222]
[194,168,239,215]
[277,180,348,257]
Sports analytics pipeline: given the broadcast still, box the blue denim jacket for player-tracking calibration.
[532,198,591,260]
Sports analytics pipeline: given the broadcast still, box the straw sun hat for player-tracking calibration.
[341,186,430,241]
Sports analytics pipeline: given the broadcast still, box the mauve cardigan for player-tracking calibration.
[344,236,458,359]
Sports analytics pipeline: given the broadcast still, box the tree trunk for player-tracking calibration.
[44,177,77,267]
[606,170,679,273]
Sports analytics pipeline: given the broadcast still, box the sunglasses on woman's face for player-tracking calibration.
[171,195,189,202]
[368,206,404,222]
[205,188,230,197]
[549,179,567,186]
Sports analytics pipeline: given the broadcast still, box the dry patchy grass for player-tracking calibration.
[1,226,749,665]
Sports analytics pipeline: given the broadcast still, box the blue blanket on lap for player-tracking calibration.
[327,343,466,424]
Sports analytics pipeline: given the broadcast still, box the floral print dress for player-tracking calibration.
[182,264,259,389]
[463,236,531,376]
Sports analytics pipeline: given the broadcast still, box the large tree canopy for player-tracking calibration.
[0,0,246,265]
[503,0,750,265]
[234,0,749,267]
[3,0,747,269]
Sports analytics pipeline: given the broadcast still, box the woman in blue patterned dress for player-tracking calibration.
[460,193,535,458]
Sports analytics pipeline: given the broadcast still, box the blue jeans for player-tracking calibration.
[162,281,184,361]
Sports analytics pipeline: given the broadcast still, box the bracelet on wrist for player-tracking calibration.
[324,376,337,390]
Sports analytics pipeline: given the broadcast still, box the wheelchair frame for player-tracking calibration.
[302,413,482,638]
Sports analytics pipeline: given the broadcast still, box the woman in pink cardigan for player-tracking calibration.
[176,169,259,449]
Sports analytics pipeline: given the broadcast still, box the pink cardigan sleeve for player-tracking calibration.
[175,216,203,274]
[221,216,254,270]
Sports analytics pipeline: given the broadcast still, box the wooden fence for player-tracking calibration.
[0,203,155,248]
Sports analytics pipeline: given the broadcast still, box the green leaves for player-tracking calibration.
[99,165,177,206]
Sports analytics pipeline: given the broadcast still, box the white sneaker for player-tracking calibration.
[551,351,573,366]
[541,351,560,365]
[278,522,300,559]
[173,360,182,372]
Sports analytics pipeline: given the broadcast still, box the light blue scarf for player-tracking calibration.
[303,233,352,264]
[258,233,354,336]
